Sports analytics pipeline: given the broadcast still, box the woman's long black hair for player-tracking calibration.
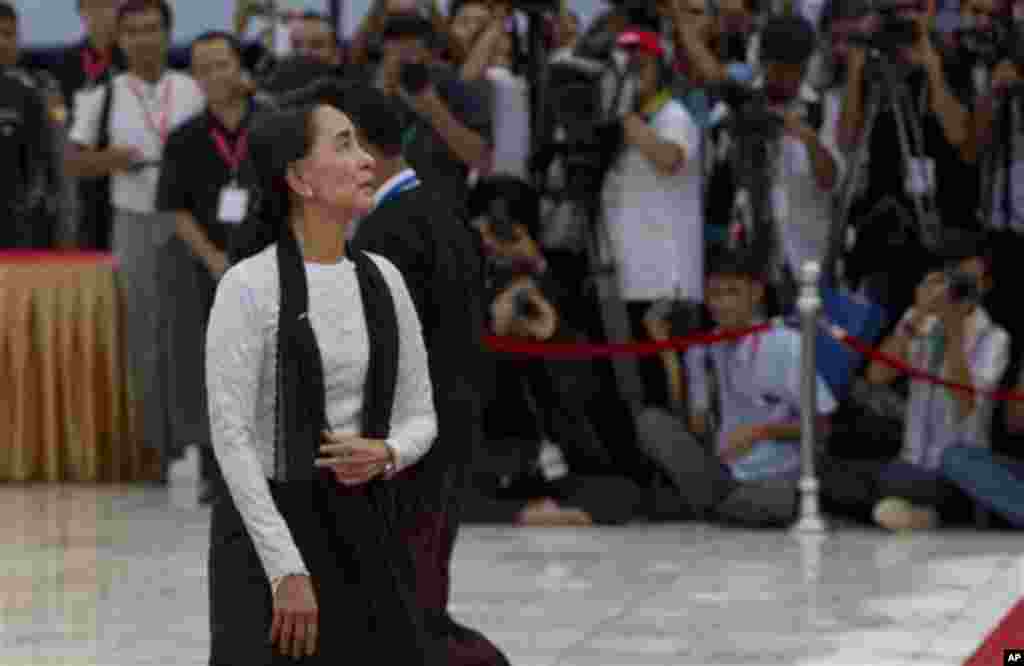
[230,106,328,482]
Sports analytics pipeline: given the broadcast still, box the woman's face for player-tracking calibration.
[294,106,377,221]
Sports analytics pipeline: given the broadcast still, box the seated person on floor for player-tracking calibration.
[939,358,1024,530]
[637,245,837,527]
[853,231,1010,531]
[461,178,647,526]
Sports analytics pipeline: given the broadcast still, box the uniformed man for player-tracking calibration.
[0,2,62,249]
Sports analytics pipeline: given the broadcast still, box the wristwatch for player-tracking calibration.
[382,443,398,478]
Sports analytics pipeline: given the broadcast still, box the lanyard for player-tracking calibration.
[82,47,110,82]
[211,128,249,176]
[376,172,420,209]
[127,77,173,145]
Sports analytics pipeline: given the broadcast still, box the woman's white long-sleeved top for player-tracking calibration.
[205,245,437,590]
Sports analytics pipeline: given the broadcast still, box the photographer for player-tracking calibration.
[669,0,757,95]
[738,14,844,275]
[472,177,616,477]
[839,0,975,318]
[853,231,1010,530]
[449,1,531,178]
[373,14,493,218]
[601,28,702,409]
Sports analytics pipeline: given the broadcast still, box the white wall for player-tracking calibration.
[12,0,606,46]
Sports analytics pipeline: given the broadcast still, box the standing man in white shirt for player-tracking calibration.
[601,28,702,408]
[737,14,844,282]
[66,0,205,476]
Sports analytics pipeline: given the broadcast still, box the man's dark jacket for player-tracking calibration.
[351,180,486,513]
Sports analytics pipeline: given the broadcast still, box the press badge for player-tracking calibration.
[906,157,936,196]
[218,184,249,224]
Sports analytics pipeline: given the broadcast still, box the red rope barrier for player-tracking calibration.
[482,322,773,359]
[823,322,1024,402]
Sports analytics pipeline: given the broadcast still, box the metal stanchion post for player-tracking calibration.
[792,261,828,534]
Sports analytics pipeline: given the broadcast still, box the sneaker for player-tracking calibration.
[873,497,938,531]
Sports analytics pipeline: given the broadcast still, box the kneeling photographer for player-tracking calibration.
[466,177,654,524]
[838,0,975,321]
[709,13,843,312]
[471,177,616,477]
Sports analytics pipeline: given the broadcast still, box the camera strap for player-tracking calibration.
[1001,97,1015,228]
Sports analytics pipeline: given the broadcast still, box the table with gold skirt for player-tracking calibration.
[0,251,160,482]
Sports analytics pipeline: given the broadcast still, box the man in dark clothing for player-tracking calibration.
[0,66,60,249]
[156,31,272,501]
[0,3,62,249]
[289,80,508,666]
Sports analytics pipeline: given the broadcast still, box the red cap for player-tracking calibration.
[616,29,665,57]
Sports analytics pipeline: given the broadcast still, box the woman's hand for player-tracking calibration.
[316,432,395,485]
[270,574,318,659]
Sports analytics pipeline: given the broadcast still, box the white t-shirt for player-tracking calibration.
[486,66,530,180]
[70,70,205,214]
[602,99,703,302]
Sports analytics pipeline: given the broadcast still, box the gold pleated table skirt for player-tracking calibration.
[0,251,159,482]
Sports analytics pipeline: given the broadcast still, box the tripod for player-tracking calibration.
[725,103,796,313]
[825,53,942,289]
[979,86,1024,229]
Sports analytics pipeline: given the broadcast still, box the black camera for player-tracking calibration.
[613,0,662,31]
[488,198,521,244]
[851,12,920,53]
[399,62,431,95]
[945,269,981,303]
[512,288,540,320]
[959,18,1024,68]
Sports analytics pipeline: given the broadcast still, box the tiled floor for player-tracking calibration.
[3,449,1022,666]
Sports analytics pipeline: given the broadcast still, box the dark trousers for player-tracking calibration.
[636,408,798,526]
[817,456,968,523]
[399,508,511,666]
[627,302,669,409]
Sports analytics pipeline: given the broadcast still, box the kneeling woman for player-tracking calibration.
[205,103,441,664]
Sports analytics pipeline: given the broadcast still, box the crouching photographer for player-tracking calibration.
[465,177,652,524]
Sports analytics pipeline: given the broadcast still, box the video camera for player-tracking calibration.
[848,3,921,54]
[958,17,1024,69]
[945,268,981,303]
[539,47,630,202]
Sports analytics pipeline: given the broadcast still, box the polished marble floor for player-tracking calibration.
[3,448,1022,666]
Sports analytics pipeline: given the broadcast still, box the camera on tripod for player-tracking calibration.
[849,6,920,55]
[541,52,629,203]
[958,16,1024,68]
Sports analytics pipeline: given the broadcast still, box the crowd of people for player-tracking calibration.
[3,0,1024,541]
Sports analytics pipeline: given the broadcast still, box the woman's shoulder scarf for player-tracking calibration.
[275,243,399,482]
